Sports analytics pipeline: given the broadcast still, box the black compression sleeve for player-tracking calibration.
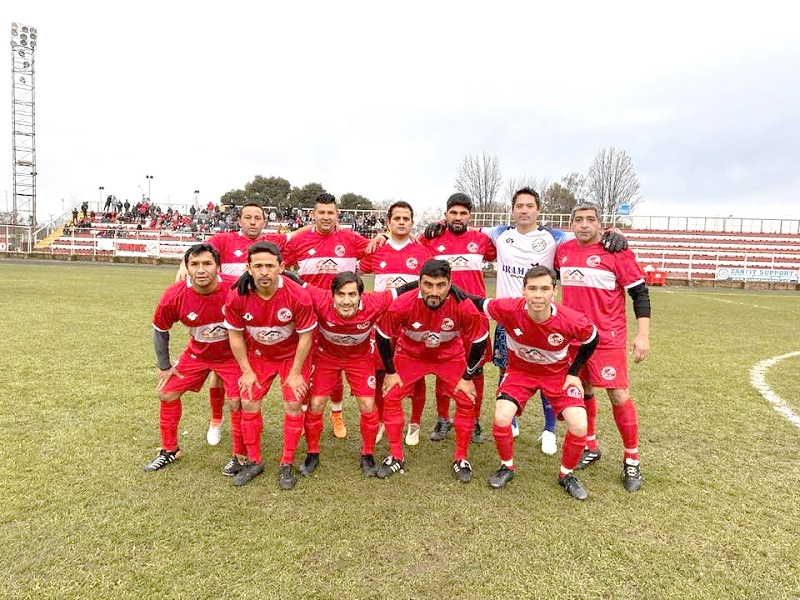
[376,332,396,375]
[568,333,599,377]
[153,329,172,370]
[463,338,487,379]
[627,283,651,319]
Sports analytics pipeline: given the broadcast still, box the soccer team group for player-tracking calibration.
[145,188,651,500]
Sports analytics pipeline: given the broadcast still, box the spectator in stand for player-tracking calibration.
[71,208,79,224]
[123,200,131,214]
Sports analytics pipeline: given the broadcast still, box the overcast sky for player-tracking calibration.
[3,2,799,222]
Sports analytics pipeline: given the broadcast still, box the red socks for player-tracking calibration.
[241,411,263,463]
[281,412,305,465]
[613,399,640,461]
[360,409,379,455]
[230,409,246,456]
[209,386,224,425]
[410,379,426,424]
[492,423,514,464]
[159,400,182,451]
[584,394,599,451]
[561,430,588,472]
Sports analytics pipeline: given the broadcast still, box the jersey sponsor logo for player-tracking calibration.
[424,332,441,348]
[243,312,254,321]
[531,239,547,252]
[441,318,455,331]
[561,268,585,283]
[386,276,411,288]
[316,258,340,273]
[467,241,479,253]
[566,385,582,399]
[330,334,360,345]
[256,330,285,344]
[405,257,419,270]
[200,324,228,340]
[501,264,527,278]
[277,308,293,322]
[518,347,546,362]
[356,320,371,330]
[547,333,564,346]
[367,375,377,390]
[334,244,346,257]
[187,312,199,321]
[446,255,470,270]
[587,255,601,268]
[601,366,617,381]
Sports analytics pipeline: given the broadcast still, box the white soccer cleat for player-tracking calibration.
[539,430,557,455]
[207,420,223,446]
[405,423,421,446]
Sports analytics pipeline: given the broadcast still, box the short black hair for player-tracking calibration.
[523,265,557,286]
[420,259,451,280]
[388,200,414,221]
[184,243,220,266]
[331,271,364,295]
[315,193,337,207]
[512,187,541,210]
[247,240,283,264]
[446,193,473,212]
[240,202,266,218]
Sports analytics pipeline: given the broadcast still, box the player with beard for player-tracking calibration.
[145,244,241,472]
[375,259,488,483]
[223,242,317,490]
[283,193,370,441]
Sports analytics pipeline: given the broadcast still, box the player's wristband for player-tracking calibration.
[461,372,473,381]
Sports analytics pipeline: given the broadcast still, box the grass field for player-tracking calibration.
[1,261,799,599]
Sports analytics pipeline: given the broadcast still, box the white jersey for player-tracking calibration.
[484,225,573,298]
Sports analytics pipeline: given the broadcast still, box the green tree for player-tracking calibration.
[244,176,291,208]
[542,182,576,214]
[339,193,373,210]
[220,188,246,207]
[288,183,327,209]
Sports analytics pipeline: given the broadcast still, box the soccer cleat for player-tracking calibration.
[452,459,473,483]
[576,448,602,470]
[375,422,385,443]
[299,453,320,477]
[405,423,421,446]
[330,411,347,439]
[559,473,589,500]
[471,420,484,443]
[429,417,452,442]
[376,456,405,479]
[143,448,182,472]
[488,465,515,489]
[232,460,264,486]
[360,454,377,477]
[222,456,244,476]
[206,419,223,446]
[622,459,643,492]
[510,417,520,438]
[539,430,557,455]
[278,463,298,490]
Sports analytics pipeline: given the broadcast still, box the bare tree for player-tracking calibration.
[561,172,589,203]
[541,182,576,214]
[454,153,504,212]
[586,148,642,215]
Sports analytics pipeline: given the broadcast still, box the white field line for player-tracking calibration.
[749,351,800,429]
[697,295,775,309]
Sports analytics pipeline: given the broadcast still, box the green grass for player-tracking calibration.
[1,262,799,599]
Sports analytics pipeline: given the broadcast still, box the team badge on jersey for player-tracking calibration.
[587,255,601,268]
[601,366,617,381]
[566,386,582,399]
[405,257,419,270]
[356,321,371,330]
[334,244,346,257]
[547,333,564,346]
[277,308,293,323]
[187,312,198,321]
[440,318,455,331]
[532,239,547,252]
[367,375,377,390]
[243,312,254,321]
[467,241,479,253]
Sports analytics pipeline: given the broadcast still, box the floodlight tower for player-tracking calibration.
[10,22,37,226]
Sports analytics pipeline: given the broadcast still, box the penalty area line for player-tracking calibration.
[749,351,800,429]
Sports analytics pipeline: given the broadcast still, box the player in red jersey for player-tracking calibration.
[556,202,650,492]
[174,203,307,447]
[144,243,241,472]
[458,266,599,499]
[418,193,496,444]
[358,201,432,446]
[297,271,399,477]
[223,241,318,490]
[283,193,370,440]
[375,259,489,483]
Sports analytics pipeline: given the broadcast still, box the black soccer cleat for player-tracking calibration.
[471,420,484,444]
[622,460,643,492]
[452,459,473,483]
[360,454,377,477]
[299,453,320,477]
[576,448,602,470]
[222,456,244,476]
[488,465,515,489]
[143,448,182,472]
[429,417,452,442]
[559,473,589,500]
[232,460,264,486]
[376,456,405,479]
[278,463,298,490]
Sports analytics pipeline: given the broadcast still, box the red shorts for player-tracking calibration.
[579,346,629,389]
[161,350,241,397]
[497,369,584,417]
[312,352,376,397]
[384,354,466,404]
[247,349,312,403]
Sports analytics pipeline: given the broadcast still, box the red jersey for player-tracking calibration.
[556,240,645,349]
[306,286,395,357]
[419,228,496,295]
[358,239,432,292]
[485,298,596,378]
[378,293,488,364]
[153,275,238,362]
[223,276,317,361]
[283,227,369,289]
[207,230,289,277]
